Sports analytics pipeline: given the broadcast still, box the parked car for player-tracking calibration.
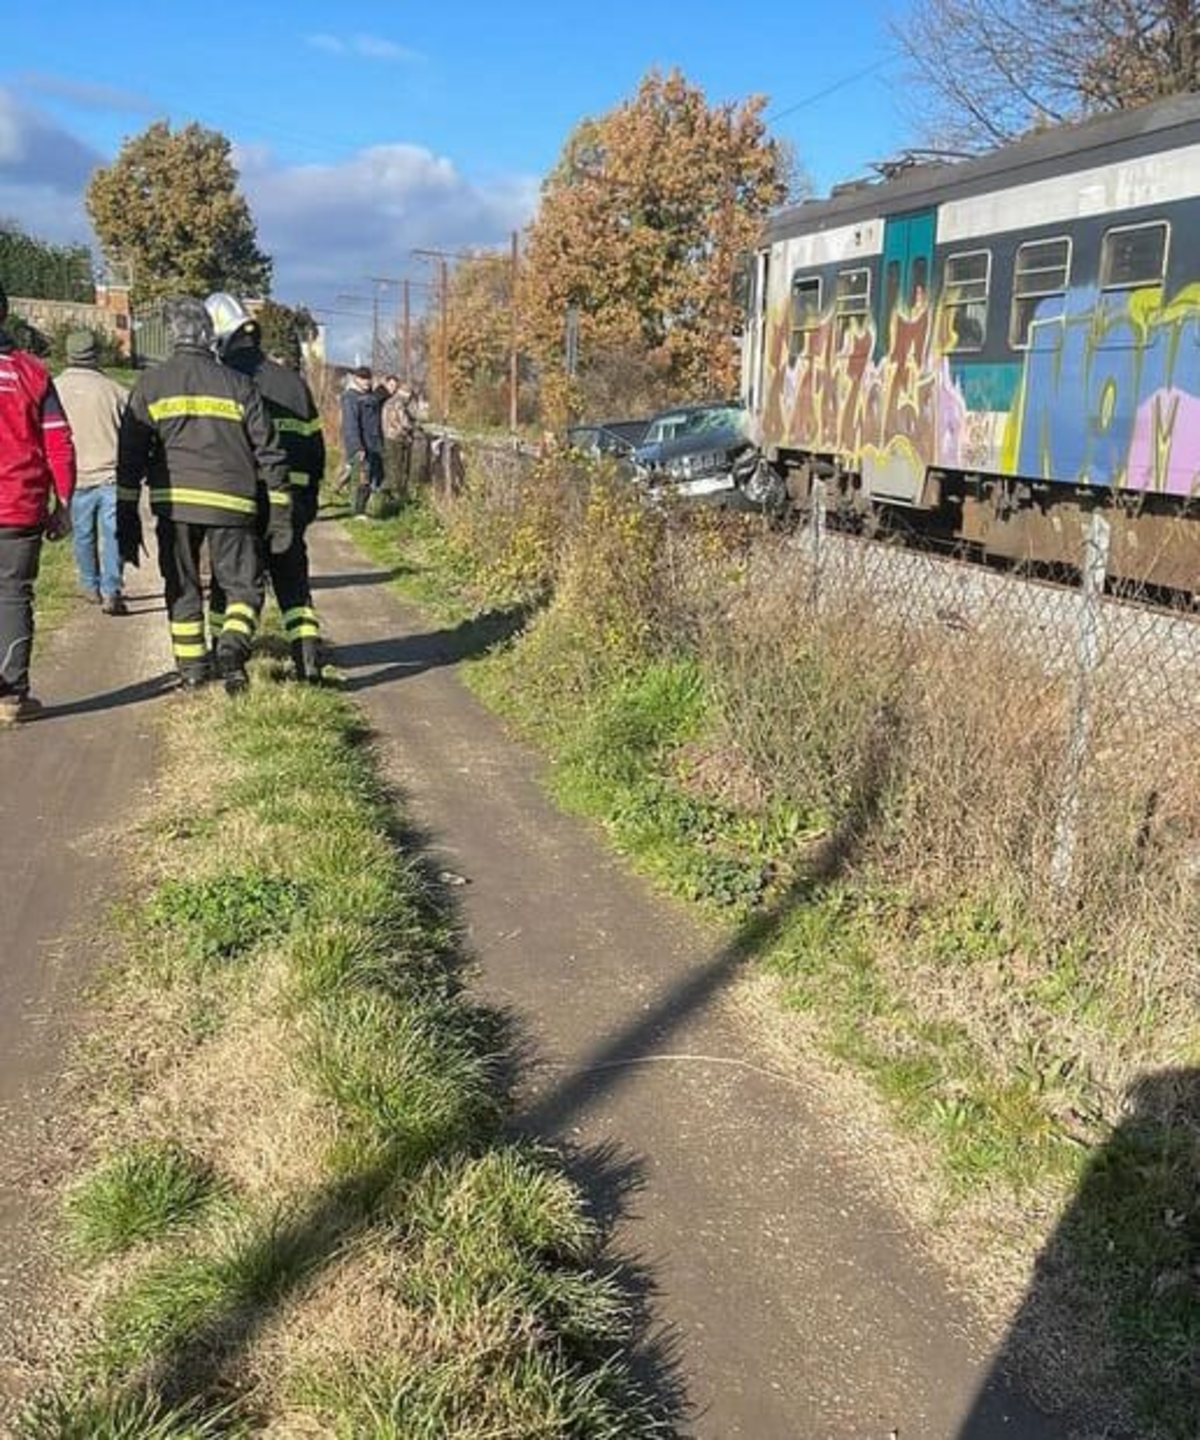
[566,418,651,464]
[631,402,757,505]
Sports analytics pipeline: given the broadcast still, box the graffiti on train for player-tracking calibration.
[1010,283,1200,497]
[763,282,1200,498]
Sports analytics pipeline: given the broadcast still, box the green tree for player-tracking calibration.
[523,69,790,422]
[0,222,93,301]
[255,298,317,369]
[86,122,271,302]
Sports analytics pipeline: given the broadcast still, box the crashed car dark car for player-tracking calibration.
[631,402,758,505]
[566,419,651,464]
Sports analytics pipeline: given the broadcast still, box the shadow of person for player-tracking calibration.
[957,1067,1200,1439]
[334,604,536,694]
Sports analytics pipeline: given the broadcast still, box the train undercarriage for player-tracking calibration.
[771,454,1199,598]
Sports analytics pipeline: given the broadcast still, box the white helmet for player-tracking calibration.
[204,292,255,353]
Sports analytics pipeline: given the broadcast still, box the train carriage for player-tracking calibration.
[741,92,1200,590]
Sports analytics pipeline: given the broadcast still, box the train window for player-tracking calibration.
[909,255,929,308]
[1010,237,1072,348]
[1100,222,1169,289]
[788,274,822,361]
[940,250,991,353]
[834,268,871,346]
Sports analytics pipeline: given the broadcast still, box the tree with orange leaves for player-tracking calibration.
[522,69,790,424]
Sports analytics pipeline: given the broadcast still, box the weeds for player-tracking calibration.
[66,1144,220,1261]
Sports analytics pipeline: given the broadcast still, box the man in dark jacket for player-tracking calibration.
[116,296,290,695]
[0,283,75,723]
[206,293,326,681]
[341,366,385,517]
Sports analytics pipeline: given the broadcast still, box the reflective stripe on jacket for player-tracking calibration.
[116,343,288,528]
[228,349,325,490]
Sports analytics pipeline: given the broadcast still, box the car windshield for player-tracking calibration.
[644,406,744,444]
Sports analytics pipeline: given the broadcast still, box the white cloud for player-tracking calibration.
[303,33,423,63]
[0,88,101,242]
[237,142,537,361]
[0,89,538,364]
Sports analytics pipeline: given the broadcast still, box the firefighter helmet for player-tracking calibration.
[204,292,257,355]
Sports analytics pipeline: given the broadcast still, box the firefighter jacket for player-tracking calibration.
[0,333,76,527]
[227,348,325,494]
[116,342,288,528]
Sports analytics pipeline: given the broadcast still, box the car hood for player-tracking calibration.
[633,425,747,467]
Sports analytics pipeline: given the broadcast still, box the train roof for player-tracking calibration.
[766,91,1200,244]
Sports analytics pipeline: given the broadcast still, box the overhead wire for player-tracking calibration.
[765,57,896,125]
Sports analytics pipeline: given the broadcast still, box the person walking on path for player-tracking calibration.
[0,284,76,725]
[55,330,129,616]
[206,293,327,682]
[116,296,290,696]
[342,366,385,517]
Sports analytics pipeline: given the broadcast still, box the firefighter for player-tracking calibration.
[116,296,290,695]
[205,293,325,682]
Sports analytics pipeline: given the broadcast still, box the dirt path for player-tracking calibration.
[311,517,1066,1440]
[0,563,172,1409]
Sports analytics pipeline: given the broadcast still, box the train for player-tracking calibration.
[738,92,1200,591]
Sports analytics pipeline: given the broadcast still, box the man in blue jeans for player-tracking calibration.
[56,330,129,614]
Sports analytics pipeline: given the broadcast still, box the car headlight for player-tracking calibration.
[665,456,690,480]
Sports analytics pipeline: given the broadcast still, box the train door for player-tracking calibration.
[747,250,771,423]
[876,209,936,360]
[868,209,937,504]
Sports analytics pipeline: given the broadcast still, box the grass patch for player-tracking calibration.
[19,1388,239,1439]
[143,873,305,967]
[333,496,478,622]
[33,533,78,649]
[27,666,665,1435]
[66,1144,220,1262]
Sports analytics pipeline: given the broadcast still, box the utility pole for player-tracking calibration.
[439,256,449,428]
[509,230,520,433]
[403,279,412,386]
[711,102,737,395]
[371,289,380,371]
[413,248,467,426]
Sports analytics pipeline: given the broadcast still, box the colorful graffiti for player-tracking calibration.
[762,293,968,501]
[761,278,1200,501]
[1009,283,1200,497]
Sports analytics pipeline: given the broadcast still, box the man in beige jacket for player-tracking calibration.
[55,331,129,615]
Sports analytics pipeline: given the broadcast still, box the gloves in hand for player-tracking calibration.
[44,505,72,542]
[266,496,294,556]
[116,508,143,568]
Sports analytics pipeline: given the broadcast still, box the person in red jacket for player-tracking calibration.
[0,284,76,723]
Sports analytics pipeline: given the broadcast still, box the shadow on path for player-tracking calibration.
[39,671,177,721]
[957,1067,1200,1440]
[312,566,409,592]
[334,604,534,694]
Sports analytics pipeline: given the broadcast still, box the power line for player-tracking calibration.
[766,58,895,124]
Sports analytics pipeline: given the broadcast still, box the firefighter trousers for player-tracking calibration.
[157,520,263,683]
[210,489,320,678]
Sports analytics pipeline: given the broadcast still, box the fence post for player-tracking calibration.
[1051,511,1112,895]
[809,476,827,610]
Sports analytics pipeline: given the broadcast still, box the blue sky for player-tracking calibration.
[0,0,914,358]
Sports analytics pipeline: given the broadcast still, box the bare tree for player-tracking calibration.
[896,0,1200,151]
